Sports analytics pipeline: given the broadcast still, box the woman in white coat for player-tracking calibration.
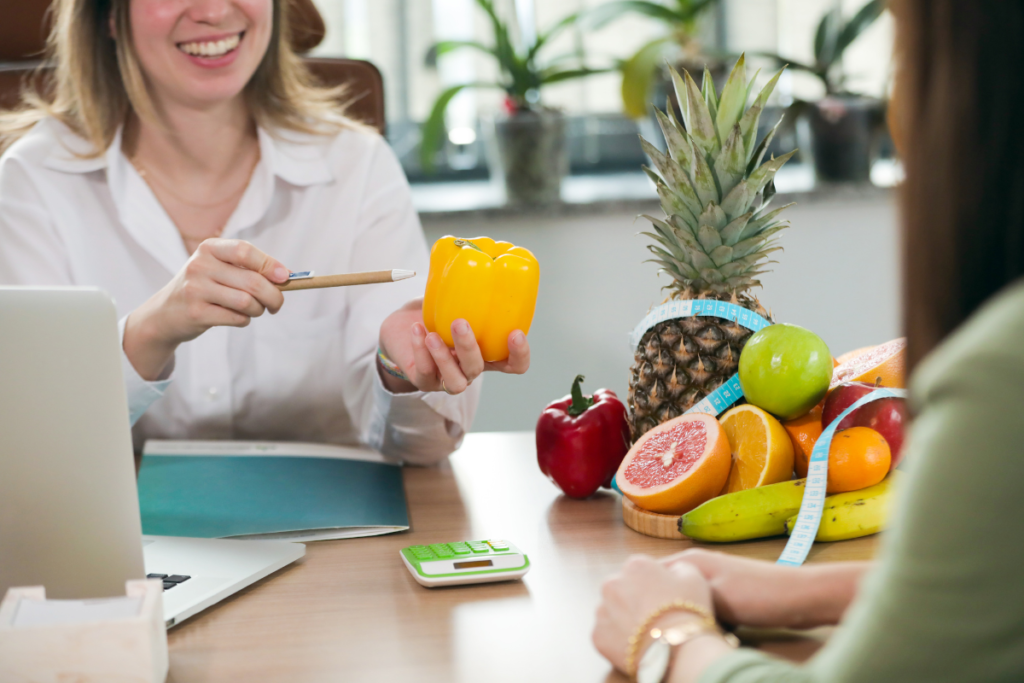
[0,0,530,463]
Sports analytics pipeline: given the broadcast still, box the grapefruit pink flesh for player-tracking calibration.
[617,413,732,515]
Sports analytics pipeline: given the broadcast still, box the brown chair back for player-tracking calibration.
[305,58,386,134]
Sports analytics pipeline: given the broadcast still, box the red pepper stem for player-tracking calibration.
[567,374,595,417]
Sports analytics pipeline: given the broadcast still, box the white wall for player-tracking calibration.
[421,191,901,432]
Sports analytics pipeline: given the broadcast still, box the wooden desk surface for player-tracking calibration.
[167,432,879,682]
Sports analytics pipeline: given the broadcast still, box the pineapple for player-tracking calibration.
[628,55,796,441]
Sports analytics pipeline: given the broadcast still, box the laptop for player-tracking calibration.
[0,287,305,628]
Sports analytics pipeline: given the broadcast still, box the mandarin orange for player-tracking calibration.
[827,427,891,493]
[783,406,823,478]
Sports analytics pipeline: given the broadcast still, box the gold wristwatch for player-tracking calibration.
[636,622,740,683]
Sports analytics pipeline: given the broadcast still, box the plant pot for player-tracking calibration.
[486,109,568,207]
[808,96,885,182]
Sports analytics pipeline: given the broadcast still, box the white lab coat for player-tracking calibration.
[0,117,479,464]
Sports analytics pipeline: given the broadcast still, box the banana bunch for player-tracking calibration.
[680,473,899,543]
[784,474,897,542]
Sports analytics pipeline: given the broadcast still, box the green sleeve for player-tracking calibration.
[700,282,1024,683]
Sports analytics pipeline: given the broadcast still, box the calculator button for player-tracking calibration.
[468,542,490,553]
[429,544,455,558]
[449,542,471,555]
[487,540,510,551]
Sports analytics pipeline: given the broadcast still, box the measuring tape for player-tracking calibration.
[776,387,908,566]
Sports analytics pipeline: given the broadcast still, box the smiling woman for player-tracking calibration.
[0,0,531,462]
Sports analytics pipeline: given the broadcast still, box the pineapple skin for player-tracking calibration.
[627,292,771,441]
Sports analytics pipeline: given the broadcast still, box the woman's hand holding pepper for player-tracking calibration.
[378,298,530,395]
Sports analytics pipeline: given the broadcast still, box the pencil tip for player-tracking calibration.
[392,269,416,281]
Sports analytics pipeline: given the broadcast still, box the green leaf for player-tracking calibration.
[641,139,704,217]
[700,269,726,284]
[683,69,719,155]
[746,116,783,176]
[697,223,723,252]
[690,250,716,271]
[719,211,753,246]
[620,37,673,119]
[722,150,796,217]
[668,65,690,132]
[701,66,719,123]
[668,213,702,245]
[420,82,499,173]
[697,203,727,231]
[714,54,747,143]
[709,244,734,267]
[584,0,685,29]
[528,11,582,62]
[655,108,694,171]
[835,0,885,61]
[689,138,719,208]
[745,203,796,237]
[541,67,611,85]
[431,40,498,61]
[714,123,746,201]
[738,68,783,162]
[814,7,842,70]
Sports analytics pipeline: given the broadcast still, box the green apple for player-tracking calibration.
[738,324,833,420]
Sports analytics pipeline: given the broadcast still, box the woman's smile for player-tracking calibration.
[175,30,245,68]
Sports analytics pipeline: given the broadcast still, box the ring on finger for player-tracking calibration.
[441,379,455,395]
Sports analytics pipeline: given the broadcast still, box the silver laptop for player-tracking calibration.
[0,287,305,628]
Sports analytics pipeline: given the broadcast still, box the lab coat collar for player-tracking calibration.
[41,120,334,275]
[42,120,335,188]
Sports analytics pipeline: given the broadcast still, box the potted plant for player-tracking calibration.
[756,0,887,182]
[421,0,608,206]
[585,0,723,121]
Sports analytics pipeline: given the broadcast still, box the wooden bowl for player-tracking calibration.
[621,497,686,540]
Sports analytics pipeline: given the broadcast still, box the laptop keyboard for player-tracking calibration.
[147,573,192,591]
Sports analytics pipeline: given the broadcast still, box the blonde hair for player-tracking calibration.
[0,0,357,156]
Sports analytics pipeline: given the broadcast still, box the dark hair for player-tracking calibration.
[896,1,1024,374]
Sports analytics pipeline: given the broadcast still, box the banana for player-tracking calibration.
[783,472,900,542]
[679,478,807,542]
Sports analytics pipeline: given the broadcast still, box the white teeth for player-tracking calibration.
[178,33,241,58]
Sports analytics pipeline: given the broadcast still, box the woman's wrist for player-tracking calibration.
[123,307,179,381]
[792,562,866,628]
[376,347,417,394]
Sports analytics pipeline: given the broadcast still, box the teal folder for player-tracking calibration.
[137,453,409,541]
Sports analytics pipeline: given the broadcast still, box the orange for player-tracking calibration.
[831,338,906,389]
[783,405,823,478]
[826,427,891,493]
[836,345,877,365]
[616,413,732,514]
[719,405,795,494]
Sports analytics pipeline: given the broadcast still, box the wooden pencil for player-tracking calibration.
[276,269,416,291]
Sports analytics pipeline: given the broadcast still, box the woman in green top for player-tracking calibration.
[592,1,1024,681]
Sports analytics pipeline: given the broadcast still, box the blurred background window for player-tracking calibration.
[308,0,893,182]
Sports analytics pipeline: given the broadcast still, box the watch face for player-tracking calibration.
[637,638,671,683]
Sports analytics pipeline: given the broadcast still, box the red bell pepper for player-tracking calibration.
[536,375,631,499]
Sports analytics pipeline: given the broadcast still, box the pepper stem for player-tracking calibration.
[454,239,486,254]
[566,374,595,417]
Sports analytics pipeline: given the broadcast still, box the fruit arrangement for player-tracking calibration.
[613,56,908,546]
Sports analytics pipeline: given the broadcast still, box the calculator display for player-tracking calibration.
[453,560,494,570]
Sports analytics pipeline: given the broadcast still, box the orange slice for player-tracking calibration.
[720,405,795,494]
[616,413,732,514]
[831,338,906,389]
[783,405,823,478]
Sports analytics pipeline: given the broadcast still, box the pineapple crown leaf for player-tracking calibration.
[641,55,797,295]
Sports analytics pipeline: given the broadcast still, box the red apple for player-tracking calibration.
[822,381,908,470]
[851,398,908,469]
[821,381,876,431]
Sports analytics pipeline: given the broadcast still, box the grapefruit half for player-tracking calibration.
[831,338,906,389]
[616,413,731,515]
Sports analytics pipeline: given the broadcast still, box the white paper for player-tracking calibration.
[12,596,142,628]
[142,439,385,463]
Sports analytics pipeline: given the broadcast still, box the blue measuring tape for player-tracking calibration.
[776,387,908,566]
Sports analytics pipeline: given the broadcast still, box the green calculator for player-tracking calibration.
[400,540,530,587]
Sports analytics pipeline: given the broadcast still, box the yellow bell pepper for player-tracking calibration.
[422,236,540,362]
